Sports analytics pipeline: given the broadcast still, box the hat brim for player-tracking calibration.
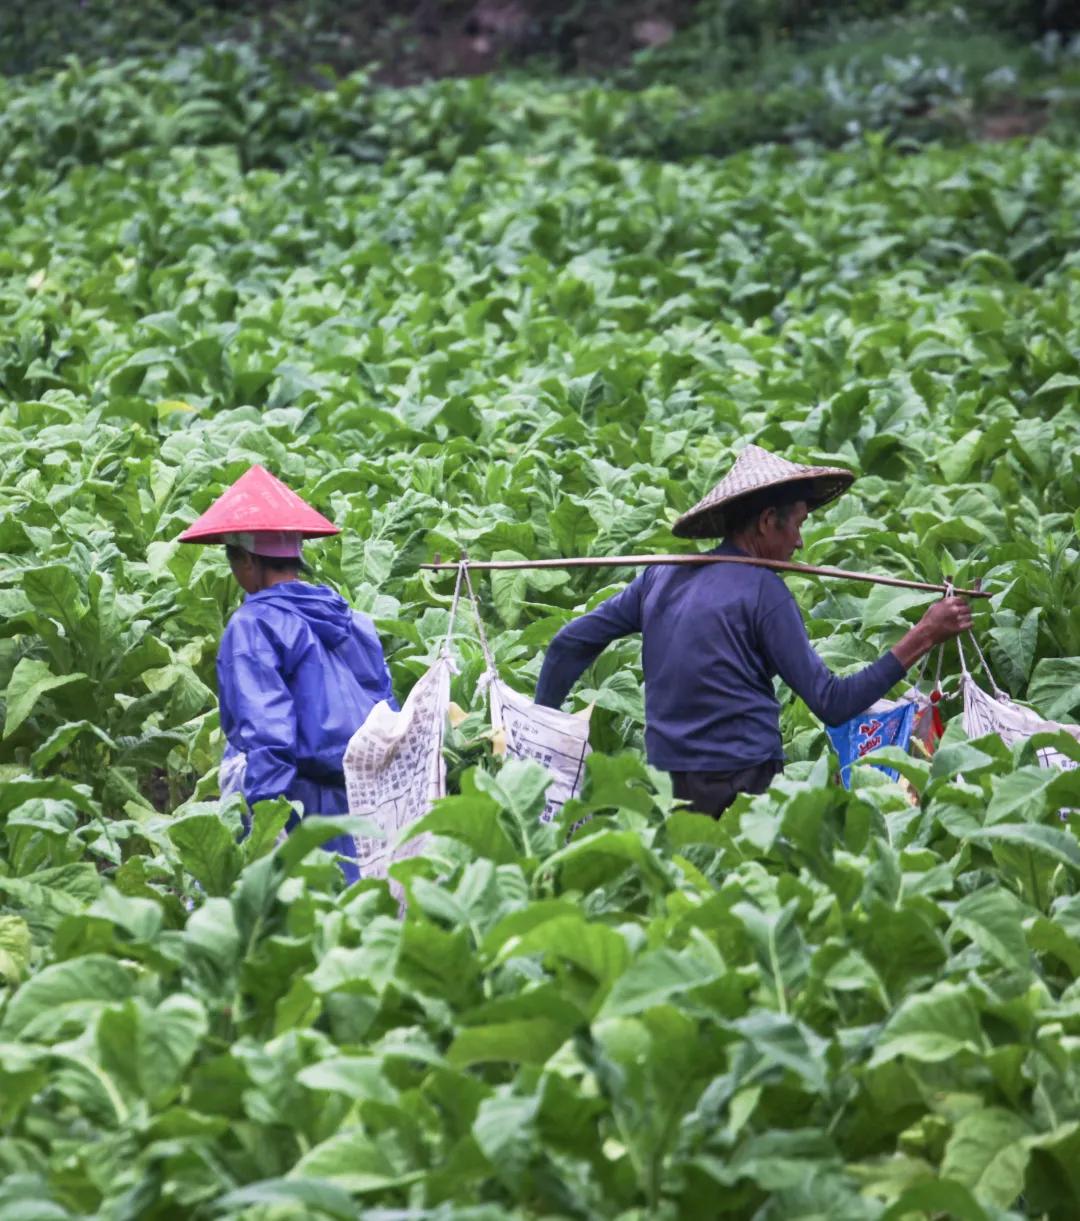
[672,470,854,539]
[179,524,340,544]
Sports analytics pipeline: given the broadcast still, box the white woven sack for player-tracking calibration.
[343,655,452,879]
[961,675,1079,772]
[489,679,591,822]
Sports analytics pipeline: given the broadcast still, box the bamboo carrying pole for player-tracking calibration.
[421,554,990,599]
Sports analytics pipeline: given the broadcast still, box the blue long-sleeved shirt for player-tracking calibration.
[535,543,906,772]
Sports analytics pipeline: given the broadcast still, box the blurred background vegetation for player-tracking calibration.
[3,1,1079,81]
[2,2,1077,174]
[1,2,1077,172]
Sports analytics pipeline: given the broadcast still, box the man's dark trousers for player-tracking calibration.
[670,761,781,818]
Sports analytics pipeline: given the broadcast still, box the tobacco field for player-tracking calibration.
[1,28,1080,1220]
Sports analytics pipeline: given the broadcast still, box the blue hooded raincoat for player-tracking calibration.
[217,581,397,882]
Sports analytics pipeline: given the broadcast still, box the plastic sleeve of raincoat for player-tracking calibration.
[380,657,399,711]
[217,629,299,807]
[759,586,905,728]
[535,577,645,709]
[353,612,399,712]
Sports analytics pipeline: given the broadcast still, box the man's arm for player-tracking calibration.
[535,578,645,709]
[761,590,972,727]
[890,598,972,669]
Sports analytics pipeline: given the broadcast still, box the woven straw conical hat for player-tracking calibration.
[672,444,855,539]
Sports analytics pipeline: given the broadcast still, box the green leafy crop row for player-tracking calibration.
[3,31,1079,183]
[0,37,1078,1219]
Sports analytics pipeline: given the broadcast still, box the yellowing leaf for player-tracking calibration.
[156,399,198,419]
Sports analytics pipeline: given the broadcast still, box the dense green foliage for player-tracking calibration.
[1,33,1079,1220]
[4,28,1078,175]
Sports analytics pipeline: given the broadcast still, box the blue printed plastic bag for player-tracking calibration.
[827,701,916,789]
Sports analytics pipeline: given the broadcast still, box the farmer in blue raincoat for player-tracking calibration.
[179,465,396,882]
[536,445,972,817]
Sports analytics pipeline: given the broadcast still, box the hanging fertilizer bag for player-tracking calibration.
[343,654,453,879]
[461,565,591,822]
[489,679,591,822]
[957,630,1079,772]
[827,639,952,788]
[342,572,464,879]
[827,697,917,789]
[342,564,594,881]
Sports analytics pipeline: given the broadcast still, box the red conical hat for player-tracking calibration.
[178,465,339,544]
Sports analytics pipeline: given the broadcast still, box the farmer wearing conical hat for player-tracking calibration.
[535,445,972,817]
[179,466,396,882]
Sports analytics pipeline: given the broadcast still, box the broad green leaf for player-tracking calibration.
[1031,372,1080,401]
[578,668,644,721]
[541,828,671,894]
[3,659,88,738]
[937,428,982,482]
[137,995,209,1102]
[861,585,936,630]
[0,916,32,985]
[408,795,518,864]
[985,765,1057,823]
[474,758,551,823]
[480,899,583,956]
[448,1018,570,1066]
[940,1107,1031,1207]
[295,1057,396,1102]
[504,915,630,1000]
[274,815,379,872]
[971,822,1080,873]
[693,1127,840,1191]
[168,813,243,897]
[213,1178,357,1219]
[306,924,401,998]
[732,899,807,1012]
[1,955,134,1038]
[141,663,214,726]
[30,719,116,770]
[869,744,931,788]
[881,1178,990,1221]
[288,1127,421,1193]
[490,550,528,627]
[577,751,657,815]
[1027,657,1080,721]
[930,740,998,782]
[950,888,1030,973]
[600,948,720,1017]
[1027,915,1080,976]
[730,1009,830,1092]
[988,607,1040,691]
[244,798,292,863]
[473,1090,539,1178]
[549,498,597,554]
[870,982,986,1066]
[0,1174,70,1220]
